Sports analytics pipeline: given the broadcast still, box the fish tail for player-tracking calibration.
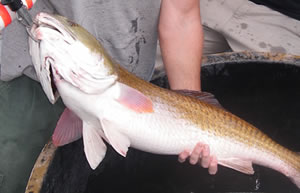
[290,153,300,189]
[265,147,300,189]
[292,174,300,189]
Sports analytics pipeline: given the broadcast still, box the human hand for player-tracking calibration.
[178,142,218,175]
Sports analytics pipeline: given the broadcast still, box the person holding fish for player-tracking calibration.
[156,0,300,69]
[0,0,217,192]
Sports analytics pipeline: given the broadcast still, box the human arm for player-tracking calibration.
[159,0,217,174]
[158,0,203,91]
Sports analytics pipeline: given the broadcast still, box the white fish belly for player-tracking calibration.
[102,100,249,157]
[103,99,294,177]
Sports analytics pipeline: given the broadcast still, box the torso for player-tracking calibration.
[50,0,162,81]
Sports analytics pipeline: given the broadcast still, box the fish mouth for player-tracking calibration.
[32,12,76,44]
[30,13,75,104]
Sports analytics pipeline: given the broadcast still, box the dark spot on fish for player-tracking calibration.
[241,23,248,29]
[18,65,21,68]
[131,18,138,33]
[270,46,286,53]
[287,43,291,46]
[259,42,267,48]
[41,158,45,163]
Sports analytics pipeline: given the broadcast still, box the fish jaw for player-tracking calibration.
[29,25,58,104]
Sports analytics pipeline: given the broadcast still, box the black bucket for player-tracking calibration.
[26,52,300,193]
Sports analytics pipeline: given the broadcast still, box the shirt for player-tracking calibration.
[1,0,161,81]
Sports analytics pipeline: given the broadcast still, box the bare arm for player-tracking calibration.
[159,0,217,174]
[159,0,203,91]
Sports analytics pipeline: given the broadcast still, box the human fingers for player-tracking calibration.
[189,143,204,165]
[208,155,218,175]
[178,149,190,163]
[200,144,210,168]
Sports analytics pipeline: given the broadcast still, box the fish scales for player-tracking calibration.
[118,67,300,171]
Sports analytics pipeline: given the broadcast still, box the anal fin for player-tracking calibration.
[218,157,254,175]
[100,118,130,157]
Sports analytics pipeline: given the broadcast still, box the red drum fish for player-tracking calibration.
[29,12,300,188]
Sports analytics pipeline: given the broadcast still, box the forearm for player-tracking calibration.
[159,0,203,91]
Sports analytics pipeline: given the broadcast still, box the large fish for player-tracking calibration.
[29,12,300,188]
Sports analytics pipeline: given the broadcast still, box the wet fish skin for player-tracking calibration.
[29,12,300,188]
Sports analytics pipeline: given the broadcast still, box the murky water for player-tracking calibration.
[43,62,300,193]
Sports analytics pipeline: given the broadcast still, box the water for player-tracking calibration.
[42,62,300,193]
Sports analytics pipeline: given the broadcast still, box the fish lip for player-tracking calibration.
[33,12,76,43]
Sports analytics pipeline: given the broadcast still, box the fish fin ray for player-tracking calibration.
[52,108,83,146]
[100,118,130,157]
[82,122,107,170]
[218,157,254,174]
[174,90,224,109]
[115,82,153,113]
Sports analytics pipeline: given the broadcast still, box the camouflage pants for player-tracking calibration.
[0,76,64,193]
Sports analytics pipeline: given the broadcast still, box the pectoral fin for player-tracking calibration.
[82,122,107,169]
[52,108,83,146]
[218,157,254,174]
[100,118,130,157]
[115,82,153,113]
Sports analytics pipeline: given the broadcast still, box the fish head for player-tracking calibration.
[29,12,118,104]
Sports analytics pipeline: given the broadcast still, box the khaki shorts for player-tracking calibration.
[200,0,300,55]
[154,0,300,78]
